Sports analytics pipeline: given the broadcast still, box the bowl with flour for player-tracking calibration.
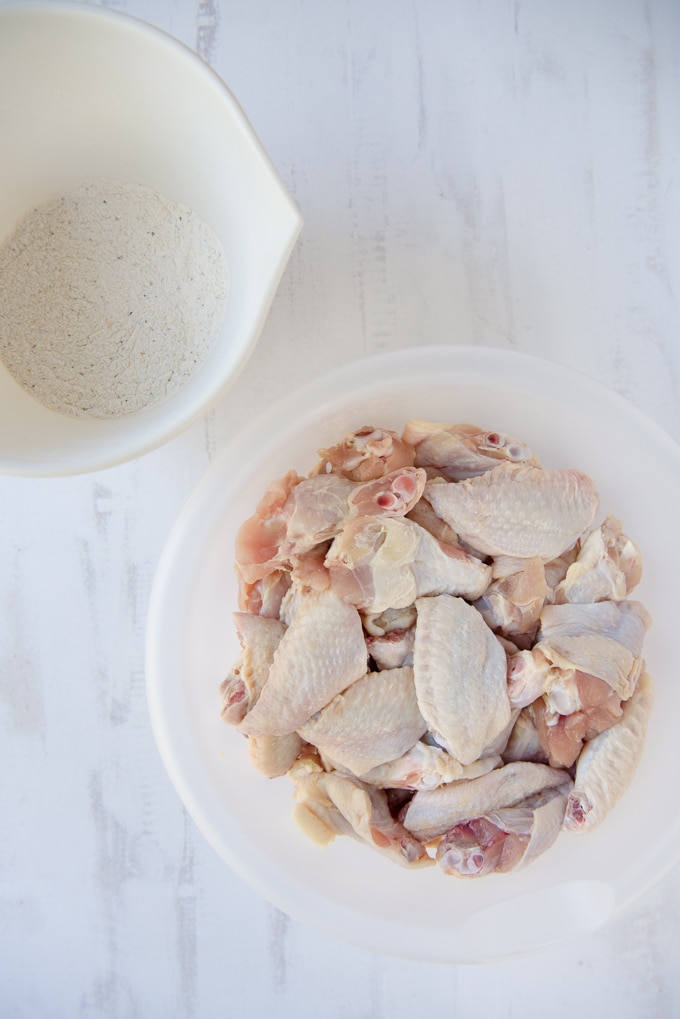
[0,3,302,476]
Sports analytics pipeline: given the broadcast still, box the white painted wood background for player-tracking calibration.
[1,0,679,1015]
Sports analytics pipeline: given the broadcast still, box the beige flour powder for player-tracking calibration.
[0,179,230,417]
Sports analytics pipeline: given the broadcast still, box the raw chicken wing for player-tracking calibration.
[425,463,599,559]
[220,613,286,725]
[297,667,427,776]
[365,626,415,670]
[248,732,304,779]
[474,555,548,643]
[412,595,511,765]
[235,467,425,585]
[326,516,491,613]
[564,672,653,833]
[402,760,571,841]
[537,600,651,699]
[532,671,624,769]
[289,756,432,867]
[359,742,502,790]
[315,425,416,482]
[402,420,540,480]
[239,589,367,736]
[436,784,570,877]
[554,515,642,604]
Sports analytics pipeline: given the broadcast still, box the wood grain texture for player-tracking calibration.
[0,0,679,1015]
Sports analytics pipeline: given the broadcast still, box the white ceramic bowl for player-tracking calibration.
[0,2,301,476]
[146,346,680,962]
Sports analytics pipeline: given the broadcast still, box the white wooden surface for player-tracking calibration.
[2,0,680,1014]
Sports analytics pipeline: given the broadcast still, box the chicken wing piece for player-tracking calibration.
[289,755,356,846]
[401,761,571,841]
[326,516,491,613]
[413,595,511,765]
[235,467,426,585]
[501,706,547,764]
[278,583,307,627]
[289,757,432,867]
[278,473,357,554]
[359,741,502,790]
[284,466,427,556]
[554,515,643,604]
[297,667,427,776]
[533,671,624,769]
[411,535,492,602]
[362,604,417,636]
[238,589,367,736]
[347,467,426,519]
[363,605,417,668]
[544,545,580,599]
[474,555,548,642]
[424,463,599,560]
[314,425,416,482]
[537,600,651,699]
[289,541,333,593]
[402,420,540,480]
[220,613,287,725]
[563,672,653,833]
[406,495,459,545]
[506,647,553,709]
[238,569,292,616]
[247,732,304,779]
[436,784,570,877]
[365,626,415,670]
[234,469,302,584]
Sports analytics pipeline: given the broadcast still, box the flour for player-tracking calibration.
[0,179,230,418]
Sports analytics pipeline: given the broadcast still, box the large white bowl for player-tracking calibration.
[0,2,302,476]
[146,346,680,963]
